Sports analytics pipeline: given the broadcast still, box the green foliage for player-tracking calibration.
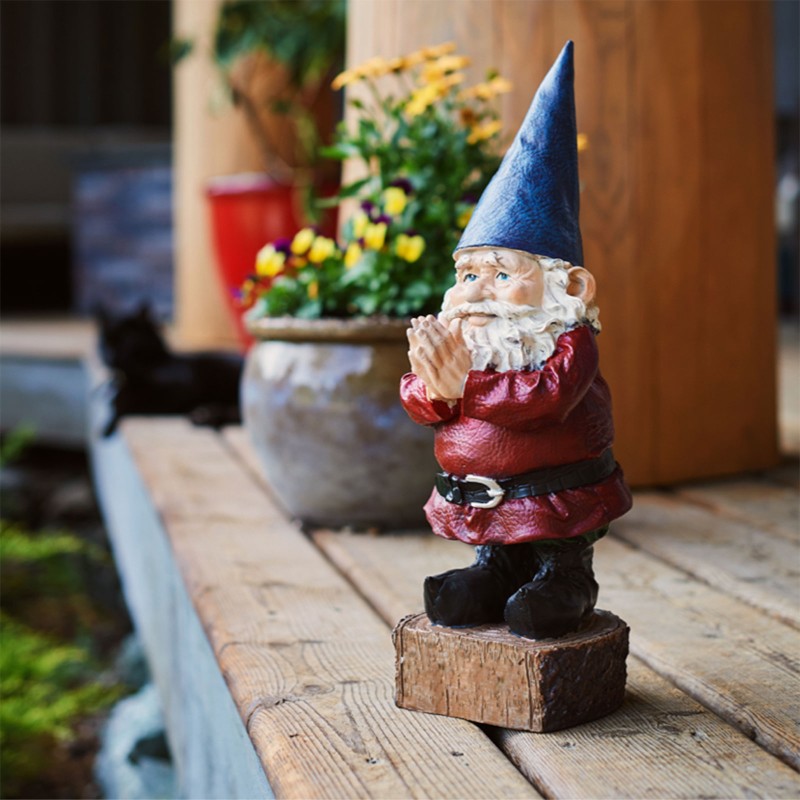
[1,521,108,609]
[174,0,346,173]
[0,424,35,468]
[1,614,123,740]
[0,523,126,791]
[213,0,346,89]
[242,45,510,319]
[0,522,103,563]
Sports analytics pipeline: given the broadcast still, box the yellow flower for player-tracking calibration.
[307,280,319,300]
[467,119,502,144]
[344,242,363,269]
[308,236,336,264]
[255,244,287,278]
[352,211,369,239]
[459,75,512,102]
[422,54,471,82]
[395,233,425,263]
[457,206,474,229]
[388,56,406,73]
[402,49,427,69]
[290,228,315,255]
[363,221,388,250]
[577,132,589,153]
[421,42,457,60]
[406,83,439,117]
[489,75,512,94]
[332,68,359,91]
[383,187,408,216]
[360,56,391,79]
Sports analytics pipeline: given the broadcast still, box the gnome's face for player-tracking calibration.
[442,248,545,330]
[440,246,598,372]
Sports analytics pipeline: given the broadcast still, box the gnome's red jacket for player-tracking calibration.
[400,324,632,545]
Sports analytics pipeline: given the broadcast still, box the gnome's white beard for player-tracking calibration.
[440,301,563,371]
[439,262,600,372]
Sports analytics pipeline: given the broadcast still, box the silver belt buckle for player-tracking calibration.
[464,474,505,509]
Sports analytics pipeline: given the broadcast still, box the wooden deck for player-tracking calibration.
[2,318,798,798]
[90,415,799,799]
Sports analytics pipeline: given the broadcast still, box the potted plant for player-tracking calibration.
[240,43,511,529]
[175,0,346,344]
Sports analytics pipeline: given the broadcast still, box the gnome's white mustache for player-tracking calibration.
[440,301,541,323]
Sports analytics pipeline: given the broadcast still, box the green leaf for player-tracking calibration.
[319,142,361,160]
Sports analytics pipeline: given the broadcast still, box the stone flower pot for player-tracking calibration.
[242,316,437,529]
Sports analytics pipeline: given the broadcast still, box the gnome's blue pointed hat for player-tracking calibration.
[456,41,583,265]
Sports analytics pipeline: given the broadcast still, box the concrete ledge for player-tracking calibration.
[0,319,94,446]
[87,379,273,798]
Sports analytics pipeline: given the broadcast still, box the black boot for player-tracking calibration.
[424,543,540,627]
[504,537,598,639]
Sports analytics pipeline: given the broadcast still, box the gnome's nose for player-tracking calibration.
[465,277,493,303]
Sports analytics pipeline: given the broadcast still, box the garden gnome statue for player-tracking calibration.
[394,42,632,732]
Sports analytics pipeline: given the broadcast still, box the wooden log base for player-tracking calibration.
[393,610,629,732]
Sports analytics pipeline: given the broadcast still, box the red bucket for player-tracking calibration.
[206,173,337,348]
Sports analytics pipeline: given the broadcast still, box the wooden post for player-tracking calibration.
[346,0,778,486]
[172,0,262,351]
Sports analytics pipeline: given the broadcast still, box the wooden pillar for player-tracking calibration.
[172,0,262,351]
[346,0,778,486]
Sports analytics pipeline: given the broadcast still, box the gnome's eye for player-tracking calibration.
[496,272,510,281]
[464,273,478,282]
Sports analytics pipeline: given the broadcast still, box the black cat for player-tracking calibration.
[97,305,243,437]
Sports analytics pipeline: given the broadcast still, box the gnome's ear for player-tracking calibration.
[566,267,596,305]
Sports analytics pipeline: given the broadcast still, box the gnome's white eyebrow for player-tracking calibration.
[489,250,506,267]
[455,250,505,272]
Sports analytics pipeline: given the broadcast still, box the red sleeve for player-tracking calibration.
[400,373,460,426]
[461,326,599,429]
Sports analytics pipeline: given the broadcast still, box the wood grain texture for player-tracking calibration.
[613,493,800,627]
[395,611,628,732]
[311,528,800,797]
[345,0,778,484]
[674,477,800,543]
[597,536,800,770]
[632,0,777,482]
[492,656,800,800]
[173,0,252,351]
[552,1,657,484]
[122,419,538,799]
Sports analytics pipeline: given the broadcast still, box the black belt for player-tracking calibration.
[435,449,617,509]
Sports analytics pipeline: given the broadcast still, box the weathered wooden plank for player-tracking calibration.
[312,529,800,796]
[674,478,799,543]
[597,536,800,771]
[123,419,538,800]
[222,426,295,524]
[491,657,800,800]
[613,493,799,628]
